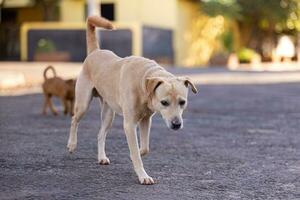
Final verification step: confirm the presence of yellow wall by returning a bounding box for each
[140,0,177,29]
[3,0,33,8]
[55,0,178,29]
[175,0,198,66]
[60,0,85,22]
[103,0,177,29]
[19,0,219,66]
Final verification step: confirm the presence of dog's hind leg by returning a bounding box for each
[69,100,74,116]
[61,97,69,115]
[42,95,48,115]
[139,115,152,157]
[48,96,58,115]
[98,100,115,165]
[67,72,93,153]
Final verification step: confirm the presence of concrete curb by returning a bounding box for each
[0,62,81,95]
[0,71,26,89]
[2,62,300,96]
[188,72,300,85]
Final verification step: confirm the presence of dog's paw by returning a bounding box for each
[67,142,77,153]
[140,148,149,157]
[139,176,154,185]
[98,157,110,165]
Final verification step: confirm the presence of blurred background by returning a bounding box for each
[1,0,300,69]
[2,2,300,198]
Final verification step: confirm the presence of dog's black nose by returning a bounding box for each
[171,118,181,130]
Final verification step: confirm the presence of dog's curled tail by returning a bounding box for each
[86,15,114,55]
[43,65,56,80]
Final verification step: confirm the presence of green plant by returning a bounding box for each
[221,31,234,53]
[237,48,257,63]
[201,0,300,57]
[201,0,300,32]
[35,38,56,53]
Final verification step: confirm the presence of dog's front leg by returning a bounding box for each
[123,119,154,185]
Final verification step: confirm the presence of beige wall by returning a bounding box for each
[115,0,139,22]
[140,0,177,29]
[3,0,33,8]
[60,0,85,22]
[112,0,177,29]
[58,0,208,66]
[175,0,198,66]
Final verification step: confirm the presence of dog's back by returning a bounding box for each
[42,77,67,97]
[42,66,67,97]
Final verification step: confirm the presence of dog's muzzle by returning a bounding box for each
[170,117,182,130]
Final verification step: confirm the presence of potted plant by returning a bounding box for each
[34,38,71,62]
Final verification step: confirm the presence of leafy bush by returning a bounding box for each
[221,31,234,53]
[237,48,258,63]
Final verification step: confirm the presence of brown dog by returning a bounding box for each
[42,66,76,116]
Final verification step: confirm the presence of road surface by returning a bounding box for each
[1,83,300,199]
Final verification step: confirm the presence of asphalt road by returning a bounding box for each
[1,83,300,199]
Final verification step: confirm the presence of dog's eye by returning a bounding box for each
[179,100,186,106]
[161,100,169,106]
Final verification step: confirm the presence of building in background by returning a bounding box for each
[1,0,221,67]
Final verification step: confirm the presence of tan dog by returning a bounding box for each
[42,66,76,116]
[67,16,197,185]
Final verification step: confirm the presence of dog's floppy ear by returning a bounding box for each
[179,77,198,94]
[145,77,164,96]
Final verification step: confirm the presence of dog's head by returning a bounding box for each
[146,76,197,130]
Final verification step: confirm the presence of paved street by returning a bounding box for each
[1,82,300,199]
